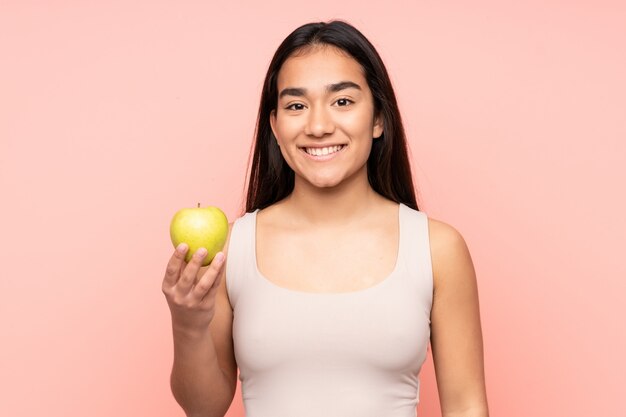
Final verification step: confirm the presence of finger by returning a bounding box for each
[163,243,188,287]
[176,247,208,292]
[192,252,226,299]
[178,251,186,277]
[201,269,223,304]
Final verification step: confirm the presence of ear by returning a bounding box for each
[270,109,278,141]
[373,112,384,139]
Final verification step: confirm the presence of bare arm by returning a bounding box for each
[163,224,237,417]
[428,219,489,417]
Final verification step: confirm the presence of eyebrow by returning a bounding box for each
[278,81,362,99]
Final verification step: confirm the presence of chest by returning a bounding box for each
[233,288,430,375]
[256,224,399,293]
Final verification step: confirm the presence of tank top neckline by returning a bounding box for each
[250,203,407,296]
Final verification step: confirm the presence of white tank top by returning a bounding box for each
[226,203,433,417]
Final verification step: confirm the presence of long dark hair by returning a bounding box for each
[244,20,418,212]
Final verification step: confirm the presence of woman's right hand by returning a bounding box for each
[162,243,226,334]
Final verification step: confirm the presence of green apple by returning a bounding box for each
[170,204,228,266]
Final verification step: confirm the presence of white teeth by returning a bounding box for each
[305,145,343,156]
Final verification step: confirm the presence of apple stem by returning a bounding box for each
[197,202,200,208]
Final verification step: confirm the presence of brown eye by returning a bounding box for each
[286,103,305,111]
[335,98,354,107]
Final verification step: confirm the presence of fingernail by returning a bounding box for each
[196,247,207,257]
[214,252,225,263]
[176,243,188,253]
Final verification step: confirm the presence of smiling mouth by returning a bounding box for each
[300,145,346,156]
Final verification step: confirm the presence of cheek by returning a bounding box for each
[273,121,299,161]
[274,118,301,144]
[341,109,375,135]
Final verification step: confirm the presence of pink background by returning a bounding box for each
[1,1,625,416]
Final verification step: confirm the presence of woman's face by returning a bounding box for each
[270,44,383,190]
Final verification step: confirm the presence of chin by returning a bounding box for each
[306,176,345,189]
[298,168,362,190]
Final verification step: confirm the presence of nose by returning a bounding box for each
[304,104,335,137]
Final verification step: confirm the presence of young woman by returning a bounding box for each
[162,20,489,417]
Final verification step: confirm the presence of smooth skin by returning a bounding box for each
[162,44,488,417]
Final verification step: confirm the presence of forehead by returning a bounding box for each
[276,45,367,90]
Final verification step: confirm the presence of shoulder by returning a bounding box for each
[226,210,259,241]
[427,217,467,255]
[426,217,476,293]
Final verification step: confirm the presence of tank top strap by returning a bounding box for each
[225,209,258,309]
[398,204,434,318]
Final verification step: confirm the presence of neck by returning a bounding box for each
[281,167,383,226]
